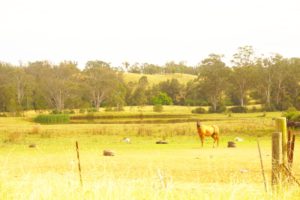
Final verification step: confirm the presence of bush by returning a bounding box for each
[105,107,113,112]
[87,108,99,113]
[34,114,70,124]
[4,132,23,143]
[0,113,7,117]
[79,109,86,114]
[151,92,173,105]
[209,105,227,113]
[29,126,40,135]
[282,107,300,121]
[230,106,248,113]
[153,104,163,112]
[191,107,206,114]
[51,110,62,114]
[291,113,300,121]
[250,106,259,113]
[262,104,277,112]
[63,109,75,114]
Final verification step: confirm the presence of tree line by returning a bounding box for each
[1,46,300,113]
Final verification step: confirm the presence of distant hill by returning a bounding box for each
[123,73,197,85]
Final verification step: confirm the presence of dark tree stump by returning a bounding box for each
[103,150,114,156]
[227,141,236,148]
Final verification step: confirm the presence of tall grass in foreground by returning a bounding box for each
[34,114,70,124]
[0,170,299,199]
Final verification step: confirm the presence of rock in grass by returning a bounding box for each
[156,140,168,144]
[103,150,115,156]
[29,144,36,148]
[227,141,236,148]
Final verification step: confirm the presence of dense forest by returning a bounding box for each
[1,46,300,113]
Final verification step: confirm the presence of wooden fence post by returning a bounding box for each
[272,132,282,188]
[76,141,83,186]
[274,117,287,166]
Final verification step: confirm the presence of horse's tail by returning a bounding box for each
[212,125,219,147]
[212,125,219,135]
[196,120,201,128]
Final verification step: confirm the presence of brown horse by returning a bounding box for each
[196,121,219,147]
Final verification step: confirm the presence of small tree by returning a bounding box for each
[151,92,173,105]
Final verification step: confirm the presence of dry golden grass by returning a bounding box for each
[123,72,197,86]
[1,137,300,199]
[0,110,299,199]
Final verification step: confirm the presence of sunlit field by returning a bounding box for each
[0,106,299,199]
[123,73,197,86]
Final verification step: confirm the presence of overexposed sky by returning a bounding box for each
[0,0,299,68]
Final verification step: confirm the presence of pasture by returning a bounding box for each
[0,107,300,199]
[123,72,197,86]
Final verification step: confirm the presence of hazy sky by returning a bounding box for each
[0,0,299,68]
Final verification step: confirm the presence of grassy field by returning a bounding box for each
[0,107,299,199]
[123,73,197,85]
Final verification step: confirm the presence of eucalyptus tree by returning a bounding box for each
[129,76,149,106]
[231,46,257,107]
[197,54,231,112]
[27,61,79,111]
[270,55,290,109]
[11,66,36,111]
[26,61,52,110]
[0,62,15,111]
[83,60,124,110]
[284,58,300,109]
[158,78,184,105]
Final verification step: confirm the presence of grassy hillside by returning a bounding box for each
[123,72,197,85]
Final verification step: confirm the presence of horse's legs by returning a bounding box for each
[212,134,219,148]
[200,136,204,147]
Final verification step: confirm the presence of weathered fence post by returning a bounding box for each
[289,134,296,167]
[257,139,267,192]
[287,130,296,169]
[274,117,287,166]
[76,141,83,186]
[272,132,282,188]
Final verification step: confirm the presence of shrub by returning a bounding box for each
[34,114,70,124]
[153,104,163,112]
[63,110,75,114]
[282,107,298,120]
[191,107,206,114]
[51,110,62,114]
[79,109,86,114]
[262,104,277,112]
[282,107,299,121]
[209,105,227,113]
[230,106,248,113]
[0,113,7,117]
[291,113,300,121]
[250,106,259,113]
[4,132,23,143]
[151,92,173,105]
[87,108,98,113]
[105,107,113,112]
[29,126,40,135]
